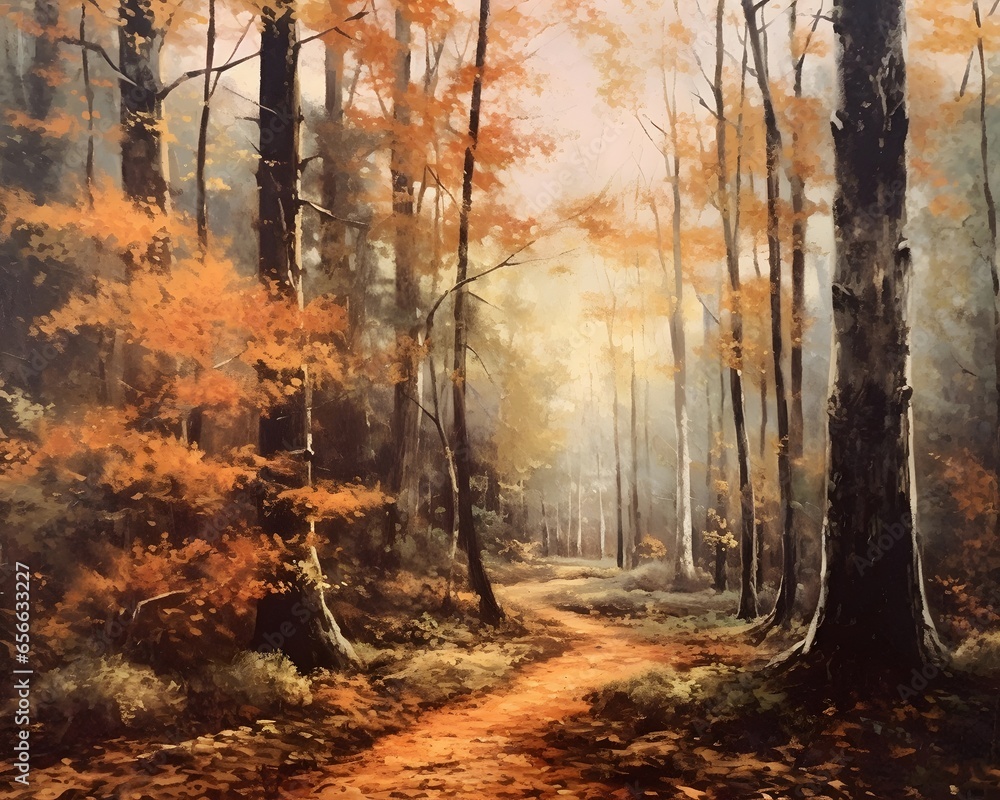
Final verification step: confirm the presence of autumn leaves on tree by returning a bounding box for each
[0,0,561,673]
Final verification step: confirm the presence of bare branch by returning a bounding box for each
[300,198,371,231]
[160,9,369,100]
[57,37,133,85]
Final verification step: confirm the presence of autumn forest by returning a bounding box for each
[2,0,1000,797]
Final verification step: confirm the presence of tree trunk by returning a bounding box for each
[567,471,575,556]
[451,0,503,626]
[788,0,807,463]
[80,1,96,206]
[19,0,59,198]
[743,0,797,628]
[605,316,626,570]
[652,71,695,577]
[798,0,942,676]
[249,2,359,671]
[657,93,696,579]
[389,4,422,536]
[597,450,607,560]
[576,457,584,557]
[317,32,371,483]
[195,0,215,250]
[629,347,641,567]
[714,362,729,592]
[255,4,299,289]
[756,371,767,589]
[972,1,1000,516]
[541,496,551,557]
[555,498,563,555]
[118,0,167,210]
[713,0,757,619]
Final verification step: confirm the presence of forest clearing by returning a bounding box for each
[4,0,1000,796]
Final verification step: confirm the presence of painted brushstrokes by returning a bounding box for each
[1,0,999,797]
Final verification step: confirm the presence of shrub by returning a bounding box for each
[636,535,668,563]
[202,651,313,710]
[34,654,185,732]
[953,631,1000,676]
[496,538,541,563]
[620,561,673,593]
[589,665,762,736]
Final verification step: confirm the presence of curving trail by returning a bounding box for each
[292,578,688,800]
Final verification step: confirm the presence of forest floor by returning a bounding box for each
[7,560,1000,800]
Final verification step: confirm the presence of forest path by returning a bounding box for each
[292,576,690,800]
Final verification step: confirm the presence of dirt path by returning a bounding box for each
[288,579,686,800]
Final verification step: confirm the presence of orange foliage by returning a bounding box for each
[277,482,388,523]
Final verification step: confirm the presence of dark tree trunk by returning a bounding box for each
[317,35,371,484]
[714,362,729,592]
[20,0,60,198]
[118,0,167,209]
[321,40,349,295]
[972,1,1000,516]
[451,0,503,626]
[743,0,797,628]
[81,1,96,205]
[249,2,359,671]
[195,0,216,250]
[256,4,299,290]
[713,0,757,620]
[756,374,767,590]
[798,0,941,677]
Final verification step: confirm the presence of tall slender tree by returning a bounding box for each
[742,0,797,628]
[628,341,642,566]
[970,0,1000,505]
[389,2,422,533]
[451,0,504,625]
[601,295,627,569]
[787,0,813,462]
[659,11,697,583]
[712,0,757,619]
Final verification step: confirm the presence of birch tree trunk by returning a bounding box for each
[656,83,696,580]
